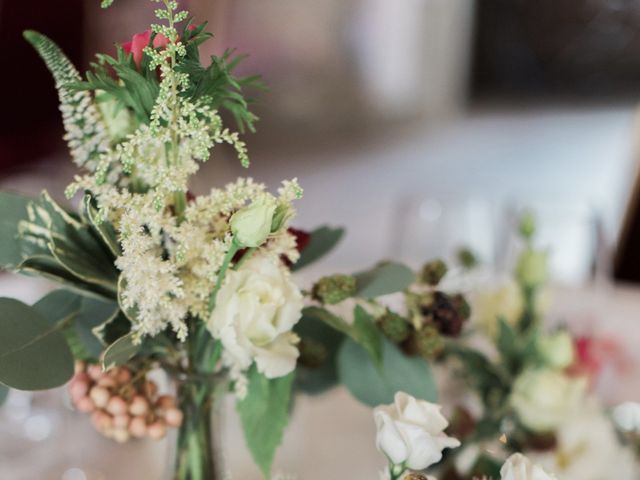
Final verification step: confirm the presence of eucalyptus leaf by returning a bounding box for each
[0,298,74,390]
[354,262,415,298]
[301,306,382,365]
[0,191,32,270]
[102,333,139,370]
[0,384,9,406]
[237,366,294,478]
[293,226,344,271]
[294,312,345,395]
[337,337,437,407]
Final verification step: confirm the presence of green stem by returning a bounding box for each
[207,239,240,314]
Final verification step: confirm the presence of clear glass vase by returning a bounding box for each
[171,377,223,480]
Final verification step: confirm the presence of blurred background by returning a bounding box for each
[2,0,640,478]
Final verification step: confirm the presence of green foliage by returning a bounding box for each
[293,226,344,271]
[76,46,161,125]
[0,298,74,390]
[294,312,345,395]
[444,343,509,410]
[17,192,119,300]
[72,20,263,133]
[0,191,32,270]
[301,306,382,366]
[178,42,265,134]
[34,290,119,361]
[82,194,121,257]
[337,337,437,407]
[237,366,294,478]
[354,261,416,298]
[102,333,139,370]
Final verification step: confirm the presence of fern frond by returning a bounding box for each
[24,30,110,171]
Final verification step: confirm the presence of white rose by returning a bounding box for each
[374,392,460,471]
[208,256,303,378]
[536,331,575,369]
[511,369,586,433]
[501,453,557,480]
[612,401,640,433]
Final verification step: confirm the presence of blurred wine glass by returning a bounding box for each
[391,195,499,271]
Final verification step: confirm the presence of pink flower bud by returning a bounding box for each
[147,419,167,440]
[87,364,103,381]
[75,396,96,413]
[113,414,131,429]
[129,416,147,438]
[143,381,158,398]
[129,395,149,416]
[111,428,130,443]
[106,396,128,416]
[115,368,132,385]
[156,394,176,410]
[164,408,183,428]
[97,374,117,389]
[89,386,110,409]
[69,374,91,401]
[74,361,86,374]
[91,410,113,432]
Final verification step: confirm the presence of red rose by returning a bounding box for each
[121,30,170,67]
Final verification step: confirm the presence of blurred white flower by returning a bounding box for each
[515,249,548,289]
[378,471,435,480]
[374,392,460,471]
[536,331,575,369]
[208,255,303,379]
[527,398,638,480]
[473,278,524,336]
[511,369,586,433]
[500,453,557,480]
[612,401,640,433]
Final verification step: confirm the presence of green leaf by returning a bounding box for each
[0,298,74,390]
[237,366,294,478]
[352,305,383,366]
[292,226,344,271]
[102,333,139,370]
[0,191,32,270]
[82,195,121,257]
[301,306,382,365]
[337,337,437,407]
[0,384,9,406]
[294,312,345,395]
[354,262,415,298]
[34,289,119,360]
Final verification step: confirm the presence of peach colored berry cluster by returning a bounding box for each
[69,361,183,443]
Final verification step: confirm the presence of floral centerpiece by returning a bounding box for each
[0,1,454,478]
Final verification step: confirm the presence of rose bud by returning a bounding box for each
[112,428,130,444]
[155,395,176,411]
[89,386,111,409]
[147,420,167,440]
[164,408,184,428]
[91,410,113,432]
[129,416,147,438]
[87,364,104,381]
[129,395,149,416]
[106,396,128,416]
[75,397,96,413]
